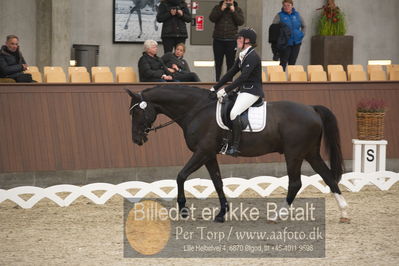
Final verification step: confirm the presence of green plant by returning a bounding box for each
[357,98,386,113]
[317,0,346,36]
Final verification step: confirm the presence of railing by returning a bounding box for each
[0,81,398,173]
[1,171,398,208]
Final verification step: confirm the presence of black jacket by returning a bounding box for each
[0,45,26,78]
[161,52,191,72]
[214,47,264,98]
[209,1,244,40]
[161,52,200,81]
[156,0,191,38]
[268,23,291,60]
[138,52,173,82]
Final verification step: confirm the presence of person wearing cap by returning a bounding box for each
[272,0,305,70]
[210,28,263,157]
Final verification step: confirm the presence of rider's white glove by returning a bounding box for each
[210,87,215,92]
[216,88,226,102]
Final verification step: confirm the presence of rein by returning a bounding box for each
[145,119,176,133]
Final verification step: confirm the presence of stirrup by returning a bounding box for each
[225,146,240,157]
[219,138,229,154]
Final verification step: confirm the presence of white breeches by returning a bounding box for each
[230,92,260,120]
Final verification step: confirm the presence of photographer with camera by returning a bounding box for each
[157,0,191,54]
[209,0,244,81]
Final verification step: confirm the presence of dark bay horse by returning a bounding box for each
[124,0,159,38]
[126,85,350,223]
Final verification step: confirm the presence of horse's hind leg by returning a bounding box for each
[153,4,159,31]
[266,156,303,223]
[154,18,158,31]
[306,152,350,223]
[285,157,304,206]
[205,157,228,223]
[153,0,159,31]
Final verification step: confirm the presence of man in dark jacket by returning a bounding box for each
[0,35,33,82]
[211,28,263,157]
[156,0,191,54]
[209,0,244,81]
[138,39,175,82]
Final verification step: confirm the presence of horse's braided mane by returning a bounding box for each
[144,84,209,98]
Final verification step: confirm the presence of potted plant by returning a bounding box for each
[356,98,386,140]
[318,0,346,36]
[311,0,353,68]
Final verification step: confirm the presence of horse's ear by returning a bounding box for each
[124,88,136,98]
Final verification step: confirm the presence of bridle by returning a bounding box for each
[129,93,217,134]
[129,93,156,134]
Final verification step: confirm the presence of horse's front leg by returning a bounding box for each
[137,10,143,38]
[177,151,208,217]
[124,7,134,29]
[205,157,229,223]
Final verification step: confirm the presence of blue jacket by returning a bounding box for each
[278,8,304,46]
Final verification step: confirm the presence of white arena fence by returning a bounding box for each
[0,171,398,209]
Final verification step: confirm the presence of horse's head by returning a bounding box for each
[125,89,157,146]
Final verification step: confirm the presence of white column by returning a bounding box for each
[363,144,377,173]
[377,142,387,171]
[352,139,388,173]
[352,139,362,172]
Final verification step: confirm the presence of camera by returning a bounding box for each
[171,6,181,11]
[226,3,232,8]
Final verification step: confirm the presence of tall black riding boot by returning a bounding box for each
[226,117,241,157]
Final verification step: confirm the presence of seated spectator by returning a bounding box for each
[138,40,175,82]
[161,43,201,82]
[0,35,33,82]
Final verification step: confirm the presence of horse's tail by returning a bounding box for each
[313,105,344,183]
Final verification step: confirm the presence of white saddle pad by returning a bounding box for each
[216,101,267,132]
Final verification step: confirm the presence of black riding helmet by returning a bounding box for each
[237,27,257,45]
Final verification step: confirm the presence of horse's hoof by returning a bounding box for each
[214,216,225,223]
[180,208,189,219]
[339,217,351,224]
